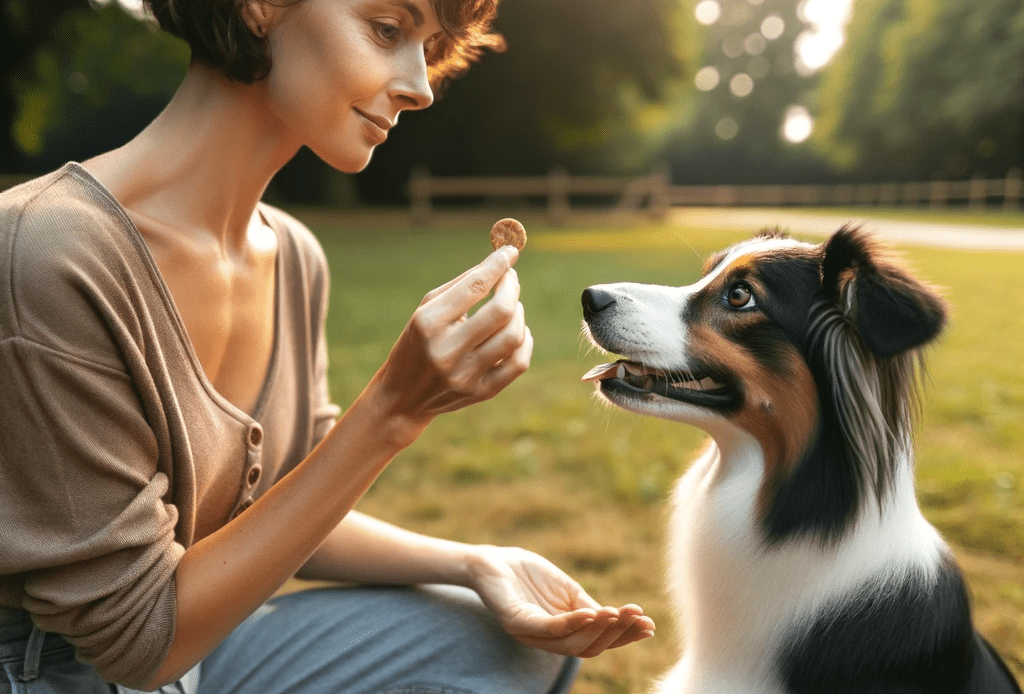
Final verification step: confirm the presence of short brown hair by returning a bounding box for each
[144,0,505,87]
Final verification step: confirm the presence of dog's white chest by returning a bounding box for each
[662,441,792,692]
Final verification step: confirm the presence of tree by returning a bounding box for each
[812,0,1024,180]
[2,0,87,171]
[656,0,838,185]
[1,0,188,173]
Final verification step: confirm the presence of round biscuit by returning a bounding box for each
[490,218,527,251]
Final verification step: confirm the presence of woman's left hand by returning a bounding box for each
[466,545,655,657]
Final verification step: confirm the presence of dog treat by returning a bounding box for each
[490,218,527,251]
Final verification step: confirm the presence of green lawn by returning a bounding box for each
[295,209,1024,693]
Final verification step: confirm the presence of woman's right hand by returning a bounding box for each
[367,245,533,445]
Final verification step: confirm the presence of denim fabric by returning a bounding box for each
[0,586,580,694]
[0,611,112,694]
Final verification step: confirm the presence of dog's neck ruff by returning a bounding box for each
[660,430,946,694]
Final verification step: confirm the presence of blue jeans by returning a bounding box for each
[1,585,580,694]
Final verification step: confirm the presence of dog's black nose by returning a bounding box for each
[582,287,616,316]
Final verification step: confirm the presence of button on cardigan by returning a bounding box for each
[0,163,340,688]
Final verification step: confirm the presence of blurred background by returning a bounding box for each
[2,0,1022,205]
[3,2,1022,692]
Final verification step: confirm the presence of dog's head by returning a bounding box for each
[582,226,946,544]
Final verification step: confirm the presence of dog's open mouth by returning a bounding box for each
[582,360,736,409]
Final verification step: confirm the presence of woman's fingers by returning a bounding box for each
[428,246,518,323]
[604,617,656,650]
[460,266,522,346]
[477,324,532,397]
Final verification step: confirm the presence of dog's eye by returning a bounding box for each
[727,283,756,309]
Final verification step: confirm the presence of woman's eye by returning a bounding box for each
[727,283,755,309]
[374,22,401,43]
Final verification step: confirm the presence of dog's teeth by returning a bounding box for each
[616,364,626,379]
[699,377,719,390]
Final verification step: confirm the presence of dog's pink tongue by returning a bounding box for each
[582,363,621,382]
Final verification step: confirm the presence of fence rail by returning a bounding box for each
[4,171,1023,222]
[407,168,1024,224]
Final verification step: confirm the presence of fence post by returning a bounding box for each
[547,166,570,225]
[409,167,432,225]
[929,178,949,209]
[649,166,670,220]
[968,174,987,209]
[1005,169,1023,210]
[878,182,899,206]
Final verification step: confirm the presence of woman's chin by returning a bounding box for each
[317,146,375,175]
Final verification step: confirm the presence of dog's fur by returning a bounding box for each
[581,226,1021,694]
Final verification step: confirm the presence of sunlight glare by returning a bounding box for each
[695,0,722,26]
[782,105,813,143]
[794,0,854,75]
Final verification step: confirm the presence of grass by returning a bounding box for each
[288,209,1023,693]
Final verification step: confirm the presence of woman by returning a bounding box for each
[0,0,655,692]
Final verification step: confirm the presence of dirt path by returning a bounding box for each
[671,207,1024,252]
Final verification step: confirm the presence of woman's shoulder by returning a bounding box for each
[0,163,153,349]
[1,163,140,263]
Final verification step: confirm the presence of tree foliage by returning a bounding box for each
[656,0,838,185]
[812,0,1024,180]
[1,1,187,172]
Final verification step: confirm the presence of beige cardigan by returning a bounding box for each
[0,163,340,687]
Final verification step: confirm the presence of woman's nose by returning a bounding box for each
[391,48,434,111]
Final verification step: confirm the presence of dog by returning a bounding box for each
[580,226,1022,694]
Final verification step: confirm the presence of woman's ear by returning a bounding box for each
[239,0,278,37]
[821,225,947,357]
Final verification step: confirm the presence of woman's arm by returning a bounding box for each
[297,509,476,586]
[299,511,657,658]
[144,248,529,689]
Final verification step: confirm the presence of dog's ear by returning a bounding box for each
[821,226,946,357]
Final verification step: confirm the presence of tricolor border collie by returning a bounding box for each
[581,226,1021,694]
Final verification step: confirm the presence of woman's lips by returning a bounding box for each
[354,108,391,145]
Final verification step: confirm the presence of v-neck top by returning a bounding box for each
[0,163,341,687]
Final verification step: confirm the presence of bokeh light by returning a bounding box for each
[730,73,754,98]
[695,0,722,26]
[744,33,767,56]
[794,0,855,75]
[716,116,739,140]
[782,105,813,143]
[761,15,786,41]
[695,66,722,92]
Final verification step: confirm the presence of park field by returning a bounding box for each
[286,209,1023,693]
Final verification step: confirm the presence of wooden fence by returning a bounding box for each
[407,168,1024,224]
[4,170,1023,223]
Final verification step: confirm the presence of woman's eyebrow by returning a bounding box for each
[381,0,424,26]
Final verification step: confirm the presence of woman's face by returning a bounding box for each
[263,0,441,172]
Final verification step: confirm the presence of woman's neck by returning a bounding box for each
[84,62,302,249]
